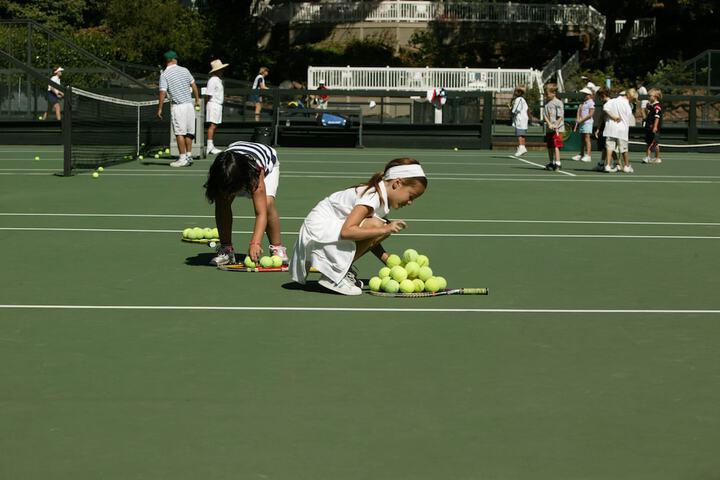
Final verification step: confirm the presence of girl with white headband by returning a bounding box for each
[290,158,428,295]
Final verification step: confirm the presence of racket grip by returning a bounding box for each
[462,288,489,295]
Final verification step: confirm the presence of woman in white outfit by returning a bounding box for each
[290,158,428,295]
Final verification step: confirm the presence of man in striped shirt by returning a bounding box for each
[157,50,200,167]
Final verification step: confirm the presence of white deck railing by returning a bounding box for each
[307,66,543,92]
[614,18,656,39]
[258,1,606,32]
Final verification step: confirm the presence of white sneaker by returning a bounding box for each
[648,157,662,164]
[170,158,191,168]
[572,154,582,161]
[580,155,592,163]
[604,164,618,173]
[269,244,289,263]
[318,273,363,296]
[641,156,651,164]
[211,245,235,266]
[623,165,634,173]
[515,145,527,156]
[206,146,222,155]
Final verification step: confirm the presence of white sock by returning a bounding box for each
[186,150,192,160]
[207,140,214,149]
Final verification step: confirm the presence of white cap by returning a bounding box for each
[579,87,593,95]
[54,67,64,74]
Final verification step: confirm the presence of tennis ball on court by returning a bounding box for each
[182,228,192,238]
[271,255,283,267]
[424,277,441,293]
[211,227,219,238]
[34,155,40,161]
[383,279,400,293]
[368,276,382,292]
[418,266,433,282]
[165,148,170,154]
[154,154,160,159]
[404,261,420,279]
[138,155,144,160]
[453,147,459,151]
[416,254,430,267]
[386,254,401,268]
[390,265,408,283]
[97,166,104,172]
[378,266,391,278]
[91,172,99,178]
[259,256,273,268]
[436,276,447,290]
[412,278,425,292]
[402,248,418,263]
[37,115,43,120]
[399,279,415,294]
[244,256,256,268]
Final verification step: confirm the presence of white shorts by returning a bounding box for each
[264,163,280,197]
[171,103,196,136]
[206,102,222,124]
[605,137,628,154]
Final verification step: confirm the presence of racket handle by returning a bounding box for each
[461,288,489,295]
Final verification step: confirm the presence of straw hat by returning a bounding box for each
[209,59,229,74]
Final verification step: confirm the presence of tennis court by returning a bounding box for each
[2,145,720,479]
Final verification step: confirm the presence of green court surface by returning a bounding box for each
[2,145,720,480]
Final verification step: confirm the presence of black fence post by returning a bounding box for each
[688,97,698,144]
[480,91,493,149]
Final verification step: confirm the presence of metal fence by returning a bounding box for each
[307,66,542,92]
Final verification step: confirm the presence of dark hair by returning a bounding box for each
[356,158,428,208]
[204,150,261,203]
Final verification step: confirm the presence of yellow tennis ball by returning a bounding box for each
[378,267,391,278]
[211,228,219,239]
[271,255,283,267]
[91,172,99,178]
[390,265,407,283]
[383,279,399,293]
[412,278,425,292]
[244,256,256,268]
[154,154,160,159]
[165,148,170,154]
[34,155,40,161]
[416,255,430,267]
[368,276,382,291]
[97,166,104,172]
[418,266,433,282]
[436,276,447,290]
[192,227,203,239]
[386,254,401,268]
[259,256,273,268]
[424,277,441,293]
[182,228,192,238]
[453,147,459,151]
[203,228,214,239]
[138,155,144,160]
[195,105,201,111]
[399,279,415,293]
[402,249,418,263]
[404,261,420,279]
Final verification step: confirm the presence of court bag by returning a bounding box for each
[320,113,347,127]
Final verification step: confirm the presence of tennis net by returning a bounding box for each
[66,87,169,170]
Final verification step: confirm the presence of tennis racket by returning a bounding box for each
[217,263,289,273]
[181,237,219,246]
[367,287,488,298]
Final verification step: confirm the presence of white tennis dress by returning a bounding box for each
[290,182,389,285]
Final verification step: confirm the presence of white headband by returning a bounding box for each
[383,164,426,180]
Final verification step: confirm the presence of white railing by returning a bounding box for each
[283,2,606,31]
[614,18,656,39]
[307,66,543,92]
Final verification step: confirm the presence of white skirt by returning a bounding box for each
[290,199,355,285]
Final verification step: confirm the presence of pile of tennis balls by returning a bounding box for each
[91,166,104,178]
[182,226,219,240]
[243,254,284,268]
[368,249,448,293]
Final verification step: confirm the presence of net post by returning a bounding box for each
[137,104,141,157]
[61,86,73,176]
[688,97,698,145]
[480,90,493,149]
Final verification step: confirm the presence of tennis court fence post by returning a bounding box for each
[688,97,698,145]
[480,91,493,149]
[61,86,73,176]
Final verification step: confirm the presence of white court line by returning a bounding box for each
[2,227,719,240]
[509,155,577,176]
[1,304,719,314]
[3,171,716,184]
[3,212,719,226]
